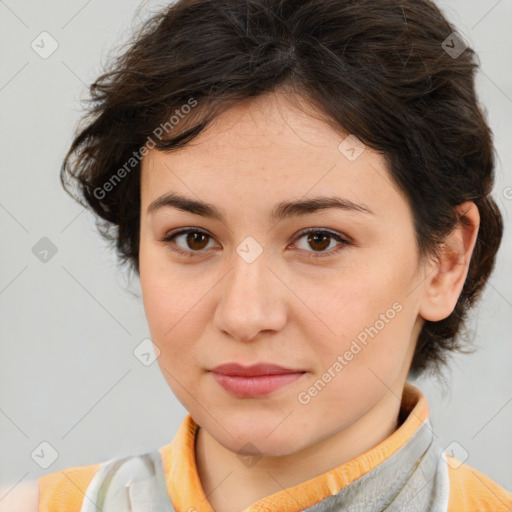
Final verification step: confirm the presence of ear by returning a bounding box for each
[418,201,480,322]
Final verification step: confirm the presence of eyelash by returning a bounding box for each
[158,227,351,259]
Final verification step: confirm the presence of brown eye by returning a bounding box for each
[184,231,210,250]
[306,232,331,252]
[160,228,217,256]
[293,228,350,259]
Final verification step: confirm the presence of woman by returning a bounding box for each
[8,0,512,510]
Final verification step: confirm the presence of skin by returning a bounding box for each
[0,481,39,512]
[139,90,479,512]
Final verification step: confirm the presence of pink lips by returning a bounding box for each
[209,362,306,398]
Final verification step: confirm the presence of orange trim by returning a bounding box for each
[38,462,102,512]
[446,456,512,511]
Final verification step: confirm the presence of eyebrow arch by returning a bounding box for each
[147,192,375,223]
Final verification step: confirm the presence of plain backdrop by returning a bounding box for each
[0,0,511,494]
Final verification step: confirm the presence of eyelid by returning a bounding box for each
[293,227,352,245]
[159,227,212,245]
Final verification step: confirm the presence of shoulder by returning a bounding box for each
[446,455,512,512]
[0,480,39,512]
[37,461,103,512]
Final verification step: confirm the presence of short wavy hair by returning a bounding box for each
[61,0,503,377]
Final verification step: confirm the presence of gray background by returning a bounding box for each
[0,0,511,494]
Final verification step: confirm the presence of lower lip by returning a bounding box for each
[211,372,306,398]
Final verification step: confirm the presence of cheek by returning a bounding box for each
[310,255,417,375]
[139,245,183,347]
[139,247,212,366]
[141,276,196,346]
[140,269,204,401]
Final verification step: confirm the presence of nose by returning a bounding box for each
[213,249,287,343]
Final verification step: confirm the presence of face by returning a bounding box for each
[139,91,427,457]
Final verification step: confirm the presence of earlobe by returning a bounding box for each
[418,201,480,322]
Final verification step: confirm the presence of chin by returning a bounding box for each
[227,434,304,459]
[211,415,307,457]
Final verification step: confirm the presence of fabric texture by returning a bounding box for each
[78,451,175,512]
[38,382,512,512]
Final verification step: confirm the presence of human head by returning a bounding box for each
[61,0,502,380]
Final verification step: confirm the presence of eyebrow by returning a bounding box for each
[147,192,375,223]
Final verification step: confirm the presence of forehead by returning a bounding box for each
[140,92,406,221]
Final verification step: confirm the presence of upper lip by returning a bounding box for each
[210,363,305,377]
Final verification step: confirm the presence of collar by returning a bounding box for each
[158,381,430,512]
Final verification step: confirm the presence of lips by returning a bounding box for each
[210,362,305,377]
[209,362,307,398]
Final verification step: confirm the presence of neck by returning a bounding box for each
[195,390,402,512]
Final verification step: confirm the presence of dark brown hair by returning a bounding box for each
[61,0,503,377]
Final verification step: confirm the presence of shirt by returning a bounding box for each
[38,382,512,511]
